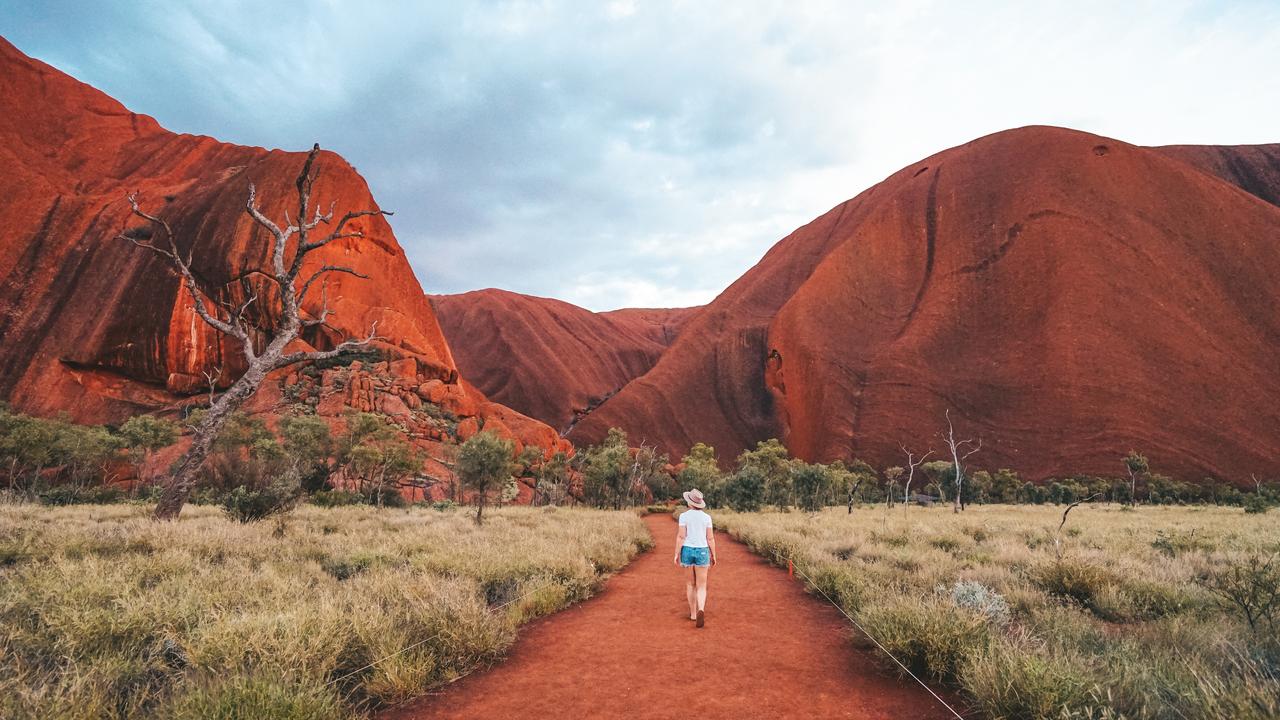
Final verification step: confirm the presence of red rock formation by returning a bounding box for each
[570,126,1280,485]
[0,37,565,482]
[1153,143,1280,209]
[431,289,697,431]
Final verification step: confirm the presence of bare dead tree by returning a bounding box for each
[900,444,933,507]
[201,364,223,407]
[118,144,388,520]
[942,409,981,514]
[1053,492,1102,559]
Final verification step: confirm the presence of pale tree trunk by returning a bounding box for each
[155,344,280,519]
[900,444,932,507]
[942,409,980,514]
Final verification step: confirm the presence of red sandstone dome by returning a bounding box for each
[566,126,1280,484]
[431,289,697,432]
[0,36,566,467]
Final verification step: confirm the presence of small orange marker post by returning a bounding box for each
[788,559,794,579]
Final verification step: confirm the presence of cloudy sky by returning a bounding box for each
[4,1,1279,310]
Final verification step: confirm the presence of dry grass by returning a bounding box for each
[718,504,1280,720]
[0,503,650,719]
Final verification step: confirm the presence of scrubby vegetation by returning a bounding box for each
[717,505,1280,719]
[0,503,650,719]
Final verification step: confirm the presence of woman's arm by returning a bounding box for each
[673,526,687,564]
[707,526,717,565]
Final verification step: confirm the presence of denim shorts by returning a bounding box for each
[680,546,710,567]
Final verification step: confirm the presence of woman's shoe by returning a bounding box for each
[696,610,705,628]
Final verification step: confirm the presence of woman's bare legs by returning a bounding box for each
[694,565,709,613]
[686,568,697,619]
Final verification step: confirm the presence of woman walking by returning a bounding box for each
[673,488,717,627]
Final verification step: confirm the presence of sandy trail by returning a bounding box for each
[384,513,955,719]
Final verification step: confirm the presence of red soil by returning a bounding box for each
[431,289,698,431]
[385,514,955,720]
[0,37,561,463]
[569,126,1280,485]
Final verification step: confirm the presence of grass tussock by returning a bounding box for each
[0,503,650,719]
[717,504,1280,720]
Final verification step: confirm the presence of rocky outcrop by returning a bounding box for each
[431,289,698,432]
[0,37,565,478]
[569,126,1280,485]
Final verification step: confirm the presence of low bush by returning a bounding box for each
[1031,559,1114,612]
[1243,495,1271,514]
[1198,553,1280,636]
[948,580,1011,626]
[222,479,301,523]
[309,489,366,507]
[859,596,991,683]
[37,484,124,505]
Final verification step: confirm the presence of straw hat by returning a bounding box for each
[682,488,706,509]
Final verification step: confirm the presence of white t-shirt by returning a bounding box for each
[679,509,713,548]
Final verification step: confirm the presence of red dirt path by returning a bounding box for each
[385,514,955,719]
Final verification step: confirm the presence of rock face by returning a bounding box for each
[0,37,565,468]
[430,289,698,432]
[569,126,1280,484]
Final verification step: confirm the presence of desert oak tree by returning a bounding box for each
[119,145,387,520]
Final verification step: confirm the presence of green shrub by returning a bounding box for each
[723,466,766,512]
[1244,495,1271,514]
[1032,559,1114,612]
[859,596,991,682]
[222,480,300,523]
[309,489,366,507]
[1152,529,1214,556]
[320,554,373,581]
[38,485,124,506]
[1198,553,1280,635]
[929,535,962,552]
[949,580,1011,625]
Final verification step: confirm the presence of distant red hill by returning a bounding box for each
[431,289,698,432]
[556,126,1280,484]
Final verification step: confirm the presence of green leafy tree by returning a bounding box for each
[457,430,515,524]
[738,439,791,509]
[883,466,904,508]
[921,460,954,501]
[791,462,831,513]
[278,415,333,491]
[678,442,723,506]
[1123,450,1150,506]
[723,465,766,511]
[988,468,1021,503]
[119,415,179,486]
[579,429,632,508]
[536,450,571,506]
[830,459,877,513]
